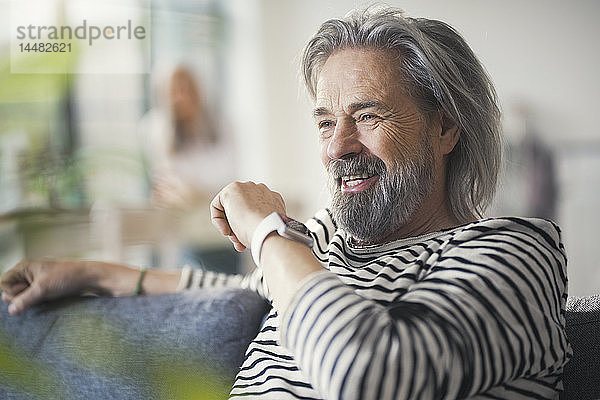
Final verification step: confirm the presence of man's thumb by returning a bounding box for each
[8,283,43,315]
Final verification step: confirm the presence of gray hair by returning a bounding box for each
[302,7,501,222]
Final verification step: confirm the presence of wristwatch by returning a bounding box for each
[251,212,314,267]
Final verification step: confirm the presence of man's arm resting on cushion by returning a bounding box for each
[1,257,270,316]
[0,259,182,315]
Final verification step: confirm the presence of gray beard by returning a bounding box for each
[327,143,434,244]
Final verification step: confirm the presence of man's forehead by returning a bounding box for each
[314,78,410,113]
[316,61,392,93]
[314,49,408,108]
[314,72,390,108]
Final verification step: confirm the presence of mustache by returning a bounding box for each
[326,153,387,179]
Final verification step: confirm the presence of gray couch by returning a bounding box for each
[0,289,270,400]
[561,295,600,400]
[0,289,598,399]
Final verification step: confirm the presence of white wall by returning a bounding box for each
[229,0,600,296]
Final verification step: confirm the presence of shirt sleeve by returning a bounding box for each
[187,267,270,300]
[185,209,336,301]
[279,217,571,400]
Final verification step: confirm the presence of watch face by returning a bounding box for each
[277,213,314,248]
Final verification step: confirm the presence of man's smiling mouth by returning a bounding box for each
[341,174,379,192]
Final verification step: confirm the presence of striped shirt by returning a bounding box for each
[189,209,571,399]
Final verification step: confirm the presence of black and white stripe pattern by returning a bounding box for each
[190,209,570,399]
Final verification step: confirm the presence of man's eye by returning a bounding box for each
[318,120,334,129]
[359,113,378,122]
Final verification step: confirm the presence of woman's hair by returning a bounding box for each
[302,7,502,222]
[151,63,218,152]
[169,66,217,150]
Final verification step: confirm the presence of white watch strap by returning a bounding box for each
[251,212,284,267]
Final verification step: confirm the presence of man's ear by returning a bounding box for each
[438,111,460,156]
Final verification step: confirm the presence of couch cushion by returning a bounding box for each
[0,288,270,400]
[561,295,600,400]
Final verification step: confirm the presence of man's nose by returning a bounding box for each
[327,119,362,160]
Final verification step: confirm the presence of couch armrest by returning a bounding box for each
[561,295,600,400]
[0,288,270,400]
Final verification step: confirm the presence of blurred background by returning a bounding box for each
[0,0,598,295]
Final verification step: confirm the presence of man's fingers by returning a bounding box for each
[210,194,233,236]
[212,215,233,236]
[1,282,29,298]
[233,242,247,252]
[228,235,247,252]
[0,266,24,287]
[0,264,30,302]
[7,283,44,315]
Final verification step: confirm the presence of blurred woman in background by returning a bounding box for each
[139,65,238,272]
[140,65,235,208]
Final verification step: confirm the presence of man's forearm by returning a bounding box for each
[259,234,324,313]
[89,261,180,297]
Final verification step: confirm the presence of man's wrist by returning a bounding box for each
[88,261,137,297]
[251,213,283,266]
[251,212,313,267]
[84,261,115,296]
[258,232,323,312]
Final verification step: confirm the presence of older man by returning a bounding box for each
[1,8,569,400]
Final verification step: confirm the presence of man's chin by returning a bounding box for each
[339,221,398,245]
[331,204,388,243]
[332,184,376,200]
[331,194,415,244]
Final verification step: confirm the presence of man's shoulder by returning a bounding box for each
[461,216,562,239]
[450,216,565,256]
[440,217,568,294]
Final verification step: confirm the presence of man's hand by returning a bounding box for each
[210,182,286,252]
[0,259,92,316]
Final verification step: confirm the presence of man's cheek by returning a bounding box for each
[379,122,421,160]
